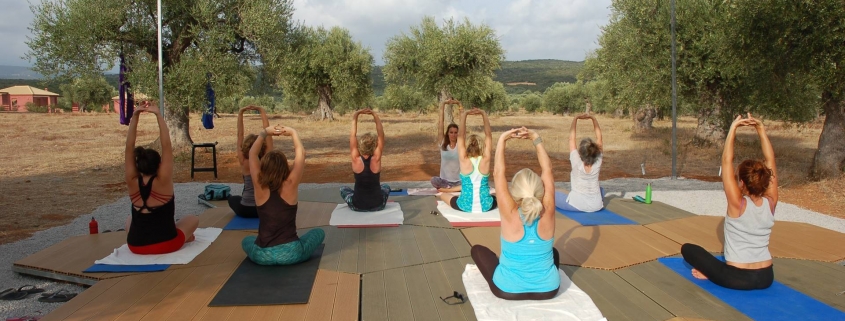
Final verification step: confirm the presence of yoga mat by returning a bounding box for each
[556,208,637,226]
[83,264,170,273]
[658,257,845,321]
[389,189,408,196]
[223,215,259,230]
[209,244,325,306]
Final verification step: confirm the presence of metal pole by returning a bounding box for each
[670,0,678,179]
[157,0,165,118]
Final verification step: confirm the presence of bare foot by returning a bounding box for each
[186,234,196,243]
[691,268,708,280]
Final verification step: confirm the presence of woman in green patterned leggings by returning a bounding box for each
[241,124,325,265]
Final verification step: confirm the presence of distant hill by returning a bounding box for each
[0,65,42,80]
[369,59,583,95]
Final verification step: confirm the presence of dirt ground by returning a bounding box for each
[0,111,842,245]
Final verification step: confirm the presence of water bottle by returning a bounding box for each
[89,217,99,234]
[645,183,653,204]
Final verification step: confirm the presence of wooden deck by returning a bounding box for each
[18,190,845,320]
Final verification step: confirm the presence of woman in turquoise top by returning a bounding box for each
[471,127,560,300]
[438,108,496,213]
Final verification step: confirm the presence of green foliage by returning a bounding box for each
[380,84,433,112]
[454,78,509,112]
[383,16,505,103]
[542,82,582,114]
[59,76,114,112]
[25,102,49,113]
[216,95,280,114]
[495,60,582,94]
[275,26,374,118]
[521,93,543,113]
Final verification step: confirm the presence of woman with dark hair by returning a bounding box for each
[241,124,324,265]
[340,108,390,211]
[681,114,777,290]
[439,108,497,213]
[431,99,461,191]
[124,104,198,255]
[555,113,605,212]
[229,105,273,218]
[471,126,560,300]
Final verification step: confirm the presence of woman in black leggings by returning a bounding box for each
[682,113,777,290]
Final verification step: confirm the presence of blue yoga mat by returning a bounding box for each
[223,215,259,230]
[658,257,845,321]
[389,189,408,196]
[83,264,170,273]
[555,191,636,225]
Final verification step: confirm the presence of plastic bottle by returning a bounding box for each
[645,183,653,204]
[89,217,99,234]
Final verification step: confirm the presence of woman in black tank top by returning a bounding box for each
[340,108,390,211]
[241,125,325,265]
[124,104,198,255]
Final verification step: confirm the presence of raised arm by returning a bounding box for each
[372,109,385,159]
[258,107,273,150]
[280,126,305,186]
[124,108,142,182]
[494,128,522,216]
[722,115,747,217]
[480,109,493,160]
[437,100,446,144]
[588,114,603,149]
[749,114,778,207]
[150,106,173,181]
[457,110,469,160]
[249,126,276,194]
[527,128,556,225]
[349,110,362,160]
[237,107,248,161]
[568,117,578,152]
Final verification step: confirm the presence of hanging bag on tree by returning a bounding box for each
[202,73,215,129]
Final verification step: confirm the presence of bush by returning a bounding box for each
[25,102,49,113]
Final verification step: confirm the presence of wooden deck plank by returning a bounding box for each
[198,208,234,229]
[444,228,472,258]
[773,258,845,312]
[399,226,424,266]
[317,227,343,272]
[423,261,468,321]
[40,277,123,321]
[439,258,477,321]
[561,265,673,321]
[338,228,362,273]
[92,272,175,320]
[296,201,336,229]
[362,272,387,320]
[427,225,460,262]
[115,268,196,321]
[166,261,241,321]
[298,187,345,204]
[404,264,441,321]
[331,271,360,321]
[363,228,386,273]
[645,216,725,253]
[770,222,845,262]
[381,226,405,270]
[605,198,694,225]
[614,261,751,321]
[137,262,236,321]
[412,225,441,263]
[63,272,159,321]
[383,268,414,321]
[304,269,340,321]
[248,306,284,321]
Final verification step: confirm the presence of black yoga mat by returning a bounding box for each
[208,244,325,306]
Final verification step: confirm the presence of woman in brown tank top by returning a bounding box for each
[240,124,325,265]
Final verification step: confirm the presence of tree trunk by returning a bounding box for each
[634,105,656,130]
[694,97,726,145]
[810,91,845,180]
[164,105,193,150]
[585,99,593,114]
[438,88,455,124]
[613,107,625,118]
[315,85,334,121]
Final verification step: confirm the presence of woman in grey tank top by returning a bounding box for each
[229,106,272,218]
[681,113,778,290]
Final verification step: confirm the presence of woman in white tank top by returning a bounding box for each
[681,113,778,290]
[431,99,462,191]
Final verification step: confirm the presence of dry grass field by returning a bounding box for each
[0,110,842,244]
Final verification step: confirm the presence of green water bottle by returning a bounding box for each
[645,183,652,204]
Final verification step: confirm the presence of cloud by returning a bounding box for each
[0,0,36,66]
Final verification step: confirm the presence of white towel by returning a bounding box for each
[462,264,607,321]
[95,228,223,265]
[437,201,500,224]
[329,203,404,226]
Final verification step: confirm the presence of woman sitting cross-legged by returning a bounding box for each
[241,125,325,265]
[438,108,497,213]
[430,99,462,191]
[124,104,198,255]
[340,108,390,211]
[556,113,605,212]
[229,105,273,218]
[471,127,560,300]
[681,114,777,290]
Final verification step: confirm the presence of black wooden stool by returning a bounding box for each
[191,142,218,179]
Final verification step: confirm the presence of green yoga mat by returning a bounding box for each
[208,244,324,306]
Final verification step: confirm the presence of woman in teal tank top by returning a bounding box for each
[470,126,560,300]
[438,107,497,213]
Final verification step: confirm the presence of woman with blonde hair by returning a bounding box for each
[438,108,496,212]
[241,124,324,265]
[681,114,777,289]
[431,99,461,191]
[471,127,560,300]
[555,113,605,212]
[340,108,390,211]
[124,104,198,254]
[229,105,273,218]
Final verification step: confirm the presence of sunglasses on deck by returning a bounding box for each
[440,291,466,305]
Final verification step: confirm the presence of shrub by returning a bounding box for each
[25,102,49,113]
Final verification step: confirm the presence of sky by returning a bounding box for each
[0,0,612,67]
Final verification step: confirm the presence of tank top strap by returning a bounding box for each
[470,157,480,174]
[361,156,372,174]
[137,175,157,206]
[518,209,540,240]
